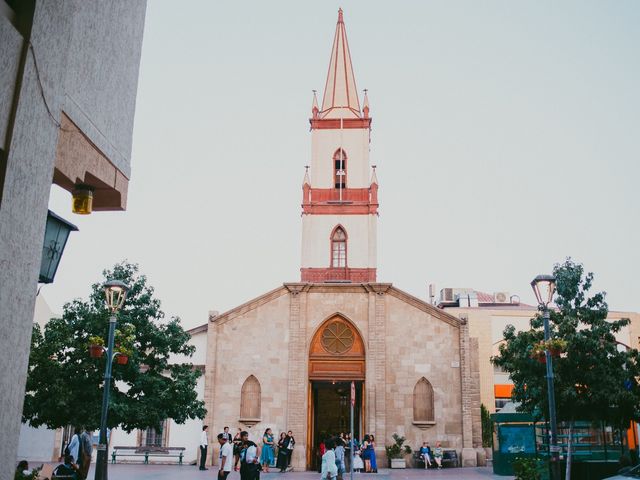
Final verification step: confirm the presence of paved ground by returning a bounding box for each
[72,464,514,480]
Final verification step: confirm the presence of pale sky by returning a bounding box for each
[46,1,640,329]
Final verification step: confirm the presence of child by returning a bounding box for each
[352,449,364,473]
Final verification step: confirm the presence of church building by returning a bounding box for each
[201,9,482,469]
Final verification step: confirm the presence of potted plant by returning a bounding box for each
[546,338,567,357]
[114,345,133,365]
[530,338,567,363]
[88,336,105,358]
[385,433,412,469]
[114,324,136,365]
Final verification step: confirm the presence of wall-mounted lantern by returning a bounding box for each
[39,210,78,284]
[72,184,94,214]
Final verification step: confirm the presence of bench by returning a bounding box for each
[111,446,185,465]
[442,449,459,467]
[413,449,459,468]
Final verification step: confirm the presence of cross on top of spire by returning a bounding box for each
[319,8,362,119]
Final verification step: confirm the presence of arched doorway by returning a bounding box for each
[307,315,365,469]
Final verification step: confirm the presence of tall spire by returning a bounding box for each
[320,8,361,119]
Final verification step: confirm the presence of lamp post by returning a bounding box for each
[530,274,559,480]
[94,280,129,480]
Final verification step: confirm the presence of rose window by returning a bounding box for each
[321,321,354,354]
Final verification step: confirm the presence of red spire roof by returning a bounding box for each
[320,8,361,119]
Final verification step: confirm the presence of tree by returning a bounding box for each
[481,403,492,448]
[492,258,640,429]
[23,262,206,432]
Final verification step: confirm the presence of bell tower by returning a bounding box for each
[301,9,378,283]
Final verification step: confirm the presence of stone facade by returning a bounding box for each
[202,283,481,469]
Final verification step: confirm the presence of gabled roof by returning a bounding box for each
[193,283,462,331]
[320,9,361,119]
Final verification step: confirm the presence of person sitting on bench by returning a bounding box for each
[52,454,79,479]
[419,442,432,468]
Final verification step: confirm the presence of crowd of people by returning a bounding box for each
[200,426,296,479]
[317,432,378,479]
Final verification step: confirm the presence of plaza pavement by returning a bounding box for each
[77,464,514,480]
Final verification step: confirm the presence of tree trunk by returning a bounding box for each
[565,421,573,480]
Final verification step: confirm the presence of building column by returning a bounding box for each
[459,314,477,466]
[203,312,219,466]
[366,284,389,455]
[285,284,308,470]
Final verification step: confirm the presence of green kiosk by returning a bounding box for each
[492,402,632,479]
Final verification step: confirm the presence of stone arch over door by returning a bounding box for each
[308,314,365,380]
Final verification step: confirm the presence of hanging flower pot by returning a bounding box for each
[535,352,546,364]
[89,345,104,358]
[549,347,562,357]
[115,354,129,365]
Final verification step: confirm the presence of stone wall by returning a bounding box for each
[203,283,472,469]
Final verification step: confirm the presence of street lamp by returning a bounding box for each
[94,280,129,480]
[531,274,559,480]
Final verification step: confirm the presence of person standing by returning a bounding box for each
[260,428,275,473]
[369,434,378,473]
[361,435,371,473]
[200,425,209,471]
[285,430,295,469]
[276,432,288,472]
[233,428,243,471]
[67,428,80,464]
[77,428,93,480]
[240,431,260,480]
[320,438,337,480]
[222,426,233,443]
[334,438,345,480]
[218,433,234,480]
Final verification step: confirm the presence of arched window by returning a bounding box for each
[413,377,435,423]
[333,149,347,189]
[331,226,347,268]
[240,375,261,424]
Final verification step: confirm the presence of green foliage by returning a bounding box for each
[492,258,640,429]
[481,403,493,448]
[512,457,543,480]
[385,433,412,459]
[87,335,104,346]
[23,262,206,432]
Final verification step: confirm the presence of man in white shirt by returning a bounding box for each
[218,433,234,480]
[200,425,209,471]
[67,428,80,464]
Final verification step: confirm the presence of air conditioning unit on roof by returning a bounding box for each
[494,292,510,303]
[441,288,454,302]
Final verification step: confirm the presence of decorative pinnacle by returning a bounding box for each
[338,8,344,23]
[303,165,311,186]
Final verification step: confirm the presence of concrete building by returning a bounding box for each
[0,0,146,472]
[438,288,640,413]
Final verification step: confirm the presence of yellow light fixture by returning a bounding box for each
[72,184,93,214]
